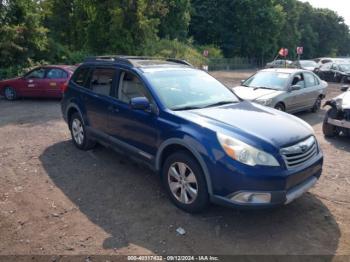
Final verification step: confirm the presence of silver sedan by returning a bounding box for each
[233,68,328,113]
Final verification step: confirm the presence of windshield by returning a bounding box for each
[300,61,318,67]
[340,64,350,72]
[144,69,239,110]
[243,71,290,90]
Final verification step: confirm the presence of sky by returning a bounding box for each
[299,0,350,26]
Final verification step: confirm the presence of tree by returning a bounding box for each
[158,0,191,40]
[0,0,48,67]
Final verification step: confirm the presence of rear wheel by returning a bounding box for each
[70,112,96,150]
[4,86,17,101]
[311,96,322,113]
[323,109,339,137]
[274,103,285,112]
[340,76,347,84]
[162,151,209,213]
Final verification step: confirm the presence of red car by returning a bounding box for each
[0,65,76,100]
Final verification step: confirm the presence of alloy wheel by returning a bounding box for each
[71,118,84,145]
[168,162,198,204]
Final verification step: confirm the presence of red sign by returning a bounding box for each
[279,48,288,57]
[297,46,303,55]
[203,50,209,57]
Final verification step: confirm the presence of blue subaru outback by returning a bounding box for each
[61,56,323,213]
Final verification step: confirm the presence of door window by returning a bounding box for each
[72,67,90,88]
[304,73,317,87]
[47,68,68,79]
[291,73,305,88]
[117,71,151,103]
[90,68,115,96]
[25,68,45,79]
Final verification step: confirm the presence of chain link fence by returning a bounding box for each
[208,57,263,71]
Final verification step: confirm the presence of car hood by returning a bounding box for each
[334,91,350,109]
[302,66,317,71]
[175,101,314,149]
[233,86,284,101]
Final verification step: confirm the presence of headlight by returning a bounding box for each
[335,98,343,110]
[255,98,272,106]
[217,133,280,167]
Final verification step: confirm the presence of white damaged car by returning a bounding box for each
[323,85,350,137]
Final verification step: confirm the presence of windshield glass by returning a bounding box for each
[243,71,290,90]
[144,69,239,110]
[300,61,318,67]
[340,64,350,72]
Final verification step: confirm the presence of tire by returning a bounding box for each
[274,102,285,112]
[162,151,209,213]
[69,112,96,150]
[323,109,339,137]
[340,76,347,84]
[4,86,17,101]
[311,96,322,113]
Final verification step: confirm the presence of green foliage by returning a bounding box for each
[1,0,350,77]
[144,39,207,66]
[0,0,48,68]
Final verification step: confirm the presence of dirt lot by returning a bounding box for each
[0,70,349,256]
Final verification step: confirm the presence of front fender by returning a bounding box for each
[155,137,214,195]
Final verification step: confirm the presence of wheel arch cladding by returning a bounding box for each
[156,138,213,195]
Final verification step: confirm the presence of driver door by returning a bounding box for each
[20,67,47,97]
[108,69,159,158]
[285,73,308,112]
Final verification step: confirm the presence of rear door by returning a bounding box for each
[45,68,69,97]
[84,67,117,134]
[303,72,320,107]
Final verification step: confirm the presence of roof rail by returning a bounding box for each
[166,58,193,67]
[83,56,133,66]
[83,56,193,67]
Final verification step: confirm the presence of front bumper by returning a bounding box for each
[209,152,323,208]
[328,118,350,129]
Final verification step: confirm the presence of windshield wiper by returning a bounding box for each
[172,105,203,111]
[202,101,237,108]
[252,86,275,90]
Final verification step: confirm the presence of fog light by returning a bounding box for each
[231,192,271,204]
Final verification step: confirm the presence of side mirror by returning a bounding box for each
[290,85,301,91]
[240,80,245,85]
[341,85,349,92]
[130,97,151,111]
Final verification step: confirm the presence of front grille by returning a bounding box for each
[280,136,318,169]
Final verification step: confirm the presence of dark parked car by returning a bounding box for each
[316,63,350,83]
[323,85,350,137]
[292,60,319,71]
[266,60,293,68]
[0,65,75,100]
[61,56,323,213]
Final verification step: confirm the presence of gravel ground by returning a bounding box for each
[0,70,349,256]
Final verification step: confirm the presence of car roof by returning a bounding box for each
[82,56,193,70]
[261,68,308,74]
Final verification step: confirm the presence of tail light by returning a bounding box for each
[61,81,69,93]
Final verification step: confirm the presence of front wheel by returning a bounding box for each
[323,109,339,137]
[70,112,96,150]
[4,86,17,100]
[162,151,209,213]
[274,103,285,112]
